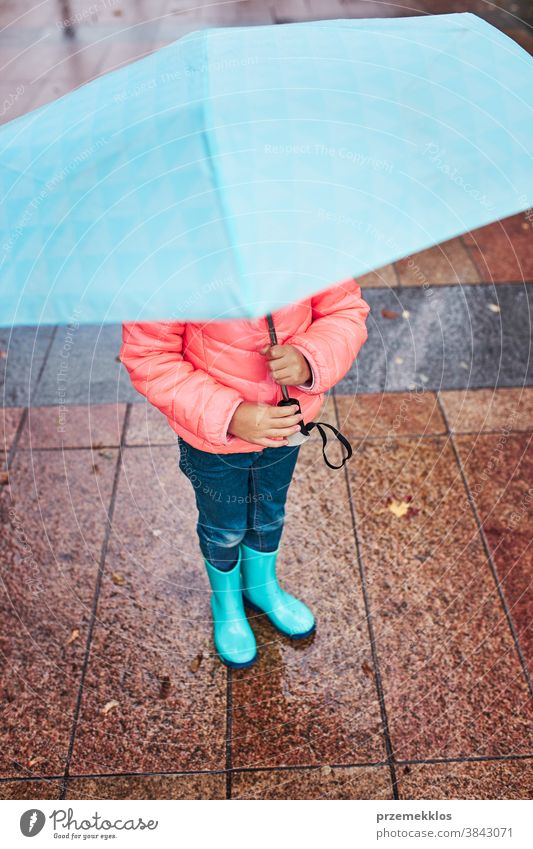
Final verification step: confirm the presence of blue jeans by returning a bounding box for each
[178,436,300,571]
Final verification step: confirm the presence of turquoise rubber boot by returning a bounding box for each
[240,544,316,639]
[204,552,257,669]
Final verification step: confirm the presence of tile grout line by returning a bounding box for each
[10,423,533,454]
[436,392,533,700]
[226,670,233,799]
[59,403,132,800]
[333,392,399,801]
[390,262,402,289]
[459,233,484,283]
[459,233,486,286]
[5,751,533,785]
[6,325,59,468]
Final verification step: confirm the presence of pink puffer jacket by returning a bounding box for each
[120,279,370,453]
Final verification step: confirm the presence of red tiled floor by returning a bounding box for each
[0,40,108,84]
[231,427,386,769]
[440,388,533,434]
[456,432,533,677]
[0,779,61,800]
[96,40,168,75]
[342,430,532,761]
[463,213,533,283]
[395,237,480,287]
[357,264,399,289]
[125,402,174,446]
[0,82,39,124]
[0,448,117,777]
[18,404,126,449]
[1,407,23,451]
[232,765,393,799]
[398,758,533,800]
[66,772,225,800]
[336,392,446,439]
[69,444,227,775]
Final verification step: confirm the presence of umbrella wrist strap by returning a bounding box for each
[301,420,352,469]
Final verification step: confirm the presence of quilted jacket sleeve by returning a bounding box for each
[120,321,244,446]
[288,279,370,395]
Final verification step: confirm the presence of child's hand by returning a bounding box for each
[261,344,311,386]
[228,402,303,447]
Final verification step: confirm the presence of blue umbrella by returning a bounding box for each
[1,12,532,327]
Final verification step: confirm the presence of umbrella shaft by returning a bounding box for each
[266,313,290,401]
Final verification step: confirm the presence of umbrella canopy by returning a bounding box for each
[1,12,532,327]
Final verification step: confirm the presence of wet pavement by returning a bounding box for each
[1,391,532,800]
[1,0,532,800]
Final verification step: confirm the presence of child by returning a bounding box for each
[120,280,369,668]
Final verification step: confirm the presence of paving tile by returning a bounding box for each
[23,78,89,111]
[0,325,56,408]
[18,404,126,449]
[395,238,480,287]
[339,283,533,393]
[455,433,533,677]
[0,39,108,84]
[232,765,393,799]
[357,264,398,289]
[2,408,24,452]
[96,40,168,75]
[342,432,533,761]
[398,759,533,800]
[0,448,117,777]
[335,391,445,439]
[125,402,174,446]
[66,772,225,799]
[33,324,138,406]
[0,82,38,124]
[231,424,386,770]
[464,213,533,283]
[0,1,60,29]
[69,445,227,775]
[199,0,274,27]
[440,388,533,434]
[7,279,533,407]
[0,779,61,800]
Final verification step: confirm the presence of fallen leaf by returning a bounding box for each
[0,350,7,359]
[0,471,9,486]
[66,628,80,645]
[159,675,172,698]
[394,356,404,365]
[402,310,410,319]
[101,699,120,715]
[189,653,202,674]
[521,221,530,230]
[92,463,100,474]
[418,373,429,384]
[488,303,501,313]
[152,529,162,538]
[98,450,113,459]
[361,661,374,679]
[403,764,411,774]
[111,573,125,585]
[386,496,419,519]
[381,308,400,320]
[321,765,333,776]
[387,499,410,518]
[28,755,46,768]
